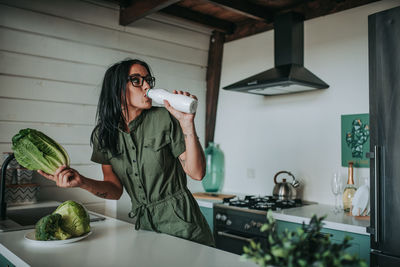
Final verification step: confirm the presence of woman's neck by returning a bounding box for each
[123,108,143,131]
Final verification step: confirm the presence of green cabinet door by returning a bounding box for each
[0,253,16,267]
[199,206,213,231]
[276,220,370,266]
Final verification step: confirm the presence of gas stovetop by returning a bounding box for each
[213,195,305,254]
[216,195,303,213]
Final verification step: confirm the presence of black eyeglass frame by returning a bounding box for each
[127,75,156,88]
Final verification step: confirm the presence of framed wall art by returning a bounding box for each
[341,113,370,168]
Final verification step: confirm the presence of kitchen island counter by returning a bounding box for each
[0,213,257,267]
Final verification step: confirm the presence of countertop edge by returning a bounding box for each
[0,243,30,267]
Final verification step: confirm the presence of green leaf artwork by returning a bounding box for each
[341,114,370,168]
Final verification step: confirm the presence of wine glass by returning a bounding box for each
[331,172,343,213]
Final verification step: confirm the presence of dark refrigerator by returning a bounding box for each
[368,5,400,267]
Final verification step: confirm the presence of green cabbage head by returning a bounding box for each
[11,128,70,174]
[54,200,91,237]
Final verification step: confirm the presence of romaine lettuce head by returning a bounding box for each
[54,200,91,237]
[11,128,70,174]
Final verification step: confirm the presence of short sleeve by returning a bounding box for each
[169,115,186,158]
[90,132,110,165]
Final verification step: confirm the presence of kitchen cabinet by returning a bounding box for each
[195,198,223,232]
[0,253,15,267]
[212,201,370,261]
[277,220,370,266]
[199,206,213,230]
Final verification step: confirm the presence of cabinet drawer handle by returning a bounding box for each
[217,231,253,242]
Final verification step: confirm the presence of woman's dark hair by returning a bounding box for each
[90,58,153,154]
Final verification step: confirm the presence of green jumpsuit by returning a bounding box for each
[91,107,215,246]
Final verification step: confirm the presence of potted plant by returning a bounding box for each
[242,211,367,267]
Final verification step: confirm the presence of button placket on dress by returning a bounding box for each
[128,131,146,204]
[126,126,152,231]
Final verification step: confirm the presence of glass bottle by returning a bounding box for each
[146,88,198,113]
[342,162,357,212]
[202,142,224,192]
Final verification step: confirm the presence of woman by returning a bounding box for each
[38,59,214,246]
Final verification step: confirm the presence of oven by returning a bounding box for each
[214,205,268,255]
[213,195,303,255]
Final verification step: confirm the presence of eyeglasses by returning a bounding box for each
[128,75,156,88]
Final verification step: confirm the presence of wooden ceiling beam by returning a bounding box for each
[120,0,181,26]
[281,0,379,21]
[205,31,225,147]
[207,0,274,22]
[225,20,273,42]
[225,0,380,42]
[161,5,235,33]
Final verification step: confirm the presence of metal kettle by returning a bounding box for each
[272,171,300,200]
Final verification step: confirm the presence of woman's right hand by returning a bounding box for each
[37,165,84,188]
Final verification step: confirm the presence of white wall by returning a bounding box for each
[0,0,211,217]
[214,0,400,205]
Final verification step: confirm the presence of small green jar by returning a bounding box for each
[202,142,224,192]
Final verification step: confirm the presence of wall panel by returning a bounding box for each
[0,4,208,67]
[0,0,210,215]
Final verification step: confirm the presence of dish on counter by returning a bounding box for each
[351,185,369,216]
[24,230,92,246]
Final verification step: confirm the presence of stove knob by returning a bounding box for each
[226,219,232,226]
[221,215,227,221]
[215,213,221,220]
[250,220,257,227]
[244,223,251,230]
[256,222,263,228]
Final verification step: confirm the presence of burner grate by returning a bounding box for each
[224,195,302,211]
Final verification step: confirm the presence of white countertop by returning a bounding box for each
[0,211,257,267]
[271,204,370,235]
[196,199,222,208]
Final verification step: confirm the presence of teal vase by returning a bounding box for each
[202,142,224,192]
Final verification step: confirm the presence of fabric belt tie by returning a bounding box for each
[128,189,186,232]
[130,205,158,232]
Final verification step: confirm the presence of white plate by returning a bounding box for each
[351,185,369,216]
[24,230,92,246]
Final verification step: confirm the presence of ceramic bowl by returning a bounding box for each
[5,183,40,204]
[5,168,17,184]
[16,168,34,184]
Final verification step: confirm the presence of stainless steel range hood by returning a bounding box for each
[223,12,329,95]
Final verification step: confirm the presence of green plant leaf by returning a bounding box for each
[271,247,285,258]
[242,212,366,267]
[250,240,257,249]
[260,224,269,232]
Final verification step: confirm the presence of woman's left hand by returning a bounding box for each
[163,90,197,127]
[164,90,205,180]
